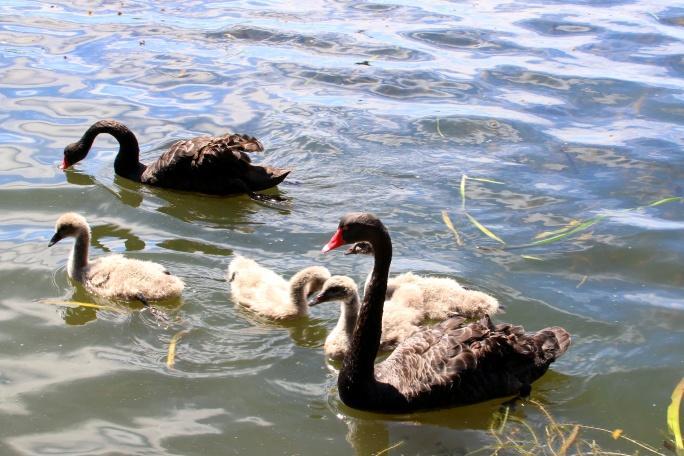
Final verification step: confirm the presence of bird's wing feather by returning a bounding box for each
[376,316,564,399]
[142,134,265,192]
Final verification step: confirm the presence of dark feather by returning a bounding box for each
[142,134,290,194]
[375,315,571,409]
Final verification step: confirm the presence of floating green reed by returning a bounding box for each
[576,275,588,288]
[465,212,505,245]
[466,177,505,185]
[373,441,404,456]
[521,255,543,261]
[521,216,605,248]
[645,196,683,207]
[166,330,189,369]
[459,174,505,212]
[448,174,680,250]
[441,210,463,246]
[436,118,445,138]
[533,220,581,240]
[475,399,667,456]
[668,377,684,453]
[38,298,124,313]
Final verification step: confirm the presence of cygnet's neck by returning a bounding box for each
[68,228,90,280]
[337,293,361,339]
[289,273,314,315]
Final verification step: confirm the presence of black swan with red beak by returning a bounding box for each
[61,120,291,196]
[321,212,571,413]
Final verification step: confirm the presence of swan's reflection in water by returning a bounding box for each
[64,168,290,228]
[65,170,144,208]
[150,185,290,229]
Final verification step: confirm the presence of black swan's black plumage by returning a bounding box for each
[322,212,571,413]
[62,120,290,195]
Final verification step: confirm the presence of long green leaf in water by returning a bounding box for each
[460,174,467,210]
[465,212,505,244]
[525,216,605,247]
[436,118,445,138]
[441,210,463,246]
[38,299,123,312]
[467,176,505,185]
[521,255,543,261]
[534,220,581,240]
[667,377,684,451]
[166,330,189,369]
[646,196,683,207]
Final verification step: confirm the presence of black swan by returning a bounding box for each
[321,212,571,413]
[61,120,291,196]
[48,213,184,301]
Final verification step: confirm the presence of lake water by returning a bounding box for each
[0,0,682,454]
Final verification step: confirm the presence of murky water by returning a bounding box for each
[1,0,682,454]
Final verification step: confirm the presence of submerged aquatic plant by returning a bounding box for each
[469,400,667,456]
[443,174,683,252]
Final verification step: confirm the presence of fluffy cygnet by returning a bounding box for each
[348,242,500,319]
[310,275,423,359]
[48,212,184,302]
[227,255,330,320]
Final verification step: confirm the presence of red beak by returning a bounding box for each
[59,158,70,170]
[322,228,345,253]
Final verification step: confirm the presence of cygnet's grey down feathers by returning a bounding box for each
[391,272,500,319]
[311,275,423,359]
[227,255,330,320]
[348,242,500,319]
[49,212,184,301]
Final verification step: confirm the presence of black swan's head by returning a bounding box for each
[61,142,88,169]
[321,212,387,253]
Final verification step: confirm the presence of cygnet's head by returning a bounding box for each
[290,266,332,296]
[48,212,89,247]
[309,275,358,306]
[344,241,374,256]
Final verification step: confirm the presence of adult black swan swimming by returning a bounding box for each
[321,212,571,413]
[61,120,291,196]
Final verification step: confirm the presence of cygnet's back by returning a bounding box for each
[227,255,330,319]
[347,242,499,319]
[417,276,499,319]
[86,255,184,301]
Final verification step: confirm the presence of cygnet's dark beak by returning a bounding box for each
[308,293,325,307]
[48,232,63,247]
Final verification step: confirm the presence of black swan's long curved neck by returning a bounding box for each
[339,226,392,404]
[75,120,144,180]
